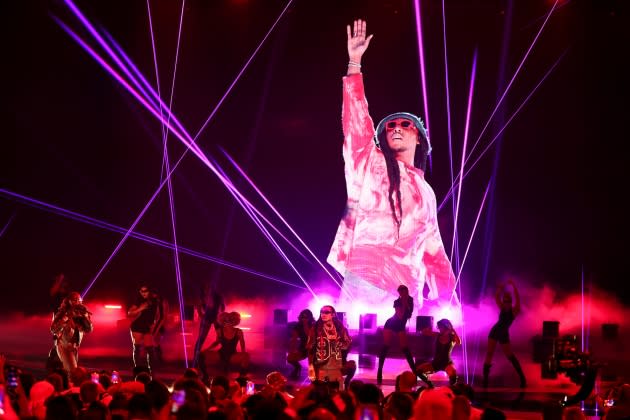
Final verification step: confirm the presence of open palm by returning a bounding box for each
[347,19,373,60]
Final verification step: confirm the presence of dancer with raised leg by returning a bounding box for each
[483,279,526,388]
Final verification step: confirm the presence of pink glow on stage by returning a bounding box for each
[104,304,122,309]
[0,283,626,379]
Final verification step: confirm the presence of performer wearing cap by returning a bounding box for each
[327,19,457,309]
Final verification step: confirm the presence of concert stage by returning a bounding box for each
[1,312,626,419]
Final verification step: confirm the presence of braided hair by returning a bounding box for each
[376,130,430,229]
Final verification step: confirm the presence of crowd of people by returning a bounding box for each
[0,352,482,420]
[3,349,627,420]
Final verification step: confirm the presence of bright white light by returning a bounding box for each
[430,305,463,328]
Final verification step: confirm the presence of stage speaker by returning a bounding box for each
[532,335,556,363]
[542,320,560,338]
[183,305,195,321]
[602,323,619,340]
[273,309,288,325]
[360,314,377,330]
[337,312,346,326]
[416,316,433,333]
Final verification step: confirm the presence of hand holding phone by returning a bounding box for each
[0,385,5,416]
[360,405,378,420]
[6,365,19,389]
[171,389,185,413]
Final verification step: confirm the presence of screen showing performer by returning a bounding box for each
[327,19,457,311]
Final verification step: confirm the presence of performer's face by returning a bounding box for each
[69,294,82,306]
[139,287,150,299]
[320,306,334,322]
[385,118,419,155]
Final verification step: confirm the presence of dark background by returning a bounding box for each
[0,0,626,314]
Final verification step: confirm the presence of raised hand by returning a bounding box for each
[347,19,373,63]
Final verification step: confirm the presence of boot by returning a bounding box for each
[417,371,434,389]
[342,354,356,390]
[508,355,526,388]
[402,348,416,372]
[146,346,157,372]
[289,361,301,379]
[377,346,389,384]
[482,363,491,388]
[133,344,145,368]
[198,352,210,385]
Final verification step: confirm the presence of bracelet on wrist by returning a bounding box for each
[348,61,361,68]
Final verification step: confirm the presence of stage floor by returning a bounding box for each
[0,314,623,419]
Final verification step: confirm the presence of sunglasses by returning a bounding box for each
[139,289,149,293]
[385,119,416,131]
[320,310,333,315]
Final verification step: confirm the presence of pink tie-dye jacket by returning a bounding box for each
[327,74,456,306]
